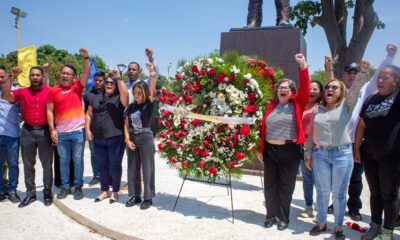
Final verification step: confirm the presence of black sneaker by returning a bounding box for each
[0,192,6,201]
[73,186,84,200]
[348,211,362,221]
[140,199,152,210]
[310,225,327,236]
[7,191,21,203]
[57,189,71,199]
[88,176,100,187]
[334,230,345,240]
[327,204,334,214]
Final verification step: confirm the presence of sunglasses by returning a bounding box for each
[325,85,339,91]
[105,81,115,86]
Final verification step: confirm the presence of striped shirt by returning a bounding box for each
[266,103,298,140]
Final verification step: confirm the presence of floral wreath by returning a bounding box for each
[157,52,282,182]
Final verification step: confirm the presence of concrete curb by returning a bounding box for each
[53,198,141,240]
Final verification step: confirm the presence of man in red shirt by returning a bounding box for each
[2,66,53,207]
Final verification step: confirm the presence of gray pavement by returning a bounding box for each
[1,142,399,240]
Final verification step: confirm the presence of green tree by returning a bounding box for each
[310,69,327,85]
[290,0,384,78]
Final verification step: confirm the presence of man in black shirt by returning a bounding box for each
[83,72,105,187]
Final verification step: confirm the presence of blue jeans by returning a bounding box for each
[313,144,353,227]
[57,129,85,189]
[88,140,99,177]
[300,159,314,207]
[93,135,125,192]
[0,135,19,192]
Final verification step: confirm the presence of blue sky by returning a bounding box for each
[1,0,399,76]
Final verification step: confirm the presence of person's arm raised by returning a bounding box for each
[294,53,310,108]
[79,48,90,87]
[145,62,157,102]
[324,56,334,82]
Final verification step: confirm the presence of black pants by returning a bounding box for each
[53,147,74,187]
[264,142,301,224]
[347,161,364,212]
[21,126,53,196]
[363,150,400,230]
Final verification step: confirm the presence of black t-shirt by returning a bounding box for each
[83,88,101,112]
[360,88,400,156]
[89,93,125,139]
[124,101,154,130]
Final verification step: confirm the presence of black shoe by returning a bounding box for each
[44,193,53,206]
[7,191,21,203]
[125,196,142,207]
[327,204,334,214]
[334,230,345,240]
[18,195,37,208]
[277,220,288,231]
[309,225,327,236]
[140,199,152,210]
[264,218,276,228]
[348,211,362,221]
[57,189,71,199]
[88,176,100,187]
[73,186,84,200]
[0,193,6,202]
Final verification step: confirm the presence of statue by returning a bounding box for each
[247,0,290,27]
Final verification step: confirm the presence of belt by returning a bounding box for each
[130,128,152,135]
[24,123,48,130]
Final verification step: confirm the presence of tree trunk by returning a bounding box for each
[314,0,378,79]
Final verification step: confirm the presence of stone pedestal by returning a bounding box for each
[220,26,307,171]
[220,26,307,84]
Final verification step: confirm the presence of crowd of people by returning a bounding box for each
[0,45,399,240]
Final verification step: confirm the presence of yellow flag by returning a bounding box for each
[17,45,37,87]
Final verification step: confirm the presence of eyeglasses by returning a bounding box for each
[277,86,290,90]
[325,85,340,91]
[61,72,73,76]
[105,81,115,86]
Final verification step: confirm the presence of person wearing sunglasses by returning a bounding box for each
[305,60,370,240]
[257,53,310,231]
[85,70,128,204]
[354,64,400,240]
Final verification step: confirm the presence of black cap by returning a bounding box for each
[344,62,360,72]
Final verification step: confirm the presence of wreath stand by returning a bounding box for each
[172,175,235,223]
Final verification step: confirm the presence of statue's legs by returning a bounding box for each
[247,0,263,27]
[275,0,290,26]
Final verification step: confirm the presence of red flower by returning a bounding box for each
[170,96,179,104]
[216,73,226,83]
[194,147,203,156]
[229,143,234,149]
[173,132,181,139]
[239,125,251,136]
[157,118,163,125]
[202,140,210,148]
[180,121,187,128]
[159,96,167,103]
[207,68,216,76]
[207,134,213,139]
[198,160,206,168]
[192,119,201,127]
[169,157,177,163]
[236,151,245,160]
[164,122,171,128]
[225,136,231,142]
[208,166,218,175]
[184,95,193,104]
[166,140,173,147]
[258,60,267,68]
[229,161,237,168]
[167,92,174,98]
[194,81,201,92]
[181,130,187,137]
[228,74,235,83]
[232,133,238,141]
[248,92,257,102]
[158,143,164,151]
[244,104,257,114]
[167,128,172,134]
[192,65,200,74]
[247,58,256,66]
[159,132,166,138]
[199,69,206,76]
[265,68,275,77]
[161,88,167,96]
[176,143,184,149]
[163,110,171,118]
[175,74,182,81]
[202,151,209,157]
[182,161,188,168]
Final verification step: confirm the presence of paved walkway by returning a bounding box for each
[1,143,399,240]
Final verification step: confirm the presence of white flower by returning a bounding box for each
[217,93,225,103]
[207,58,213,64]
[225,85,235,94]
[244,73,252,80]
[209,91,216,98]
[217,58,224,64]
[230,66,240,74]
[218,83,227,91]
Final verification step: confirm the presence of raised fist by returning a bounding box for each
[295,53,307,69]
[387,44,398,58]
[79,48,89,58]
[360,60,370,73]
[145,48,154,61]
